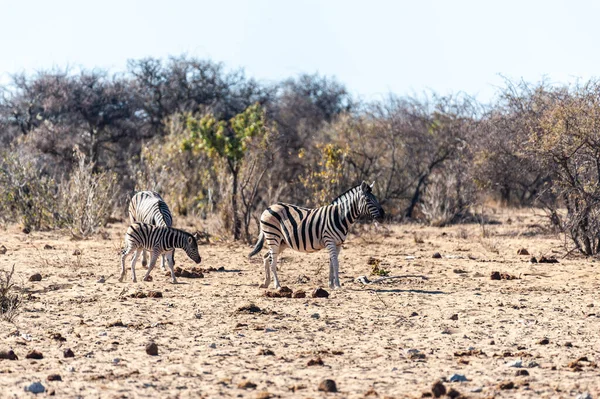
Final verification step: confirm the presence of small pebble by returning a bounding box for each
[507,360,523,368]
[29,273,42,282]
[515,369,529,376]
[432,252,442,259]
[26,350,43,360]
[431,381,446,397]
[24,382,45,394]
[576,393,592,399]
[0,350,18,360]
[310,313,320,319]
[145,342,158,356]
[312,287,330,298]
[448,374,467,382]
[318,379,337,393]
[208,343,216,349]
[46,374,62,381]
[63,348,75,358]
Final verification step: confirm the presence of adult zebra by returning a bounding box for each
[128,191,174,270]
[249,181,384,289]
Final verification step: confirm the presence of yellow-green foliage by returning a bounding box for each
[299,142,348,205]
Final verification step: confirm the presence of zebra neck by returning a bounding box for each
[339,198,359,226]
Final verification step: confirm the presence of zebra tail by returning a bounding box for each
[248,231,265,258]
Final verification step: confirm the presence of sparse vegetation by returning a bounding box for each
[0,265,20,322]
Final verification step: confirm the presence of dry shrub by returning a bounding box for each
[421,170,475,227]
[0,151,61,230]
[59,148,119,238]
[0,265,20,323]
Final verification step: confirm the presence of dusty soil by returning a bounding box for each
[0,208,599,398]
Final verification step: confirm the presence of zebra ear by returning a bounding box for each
[193,232,201,241]
[360,181,371,193]
[370,181,375,189]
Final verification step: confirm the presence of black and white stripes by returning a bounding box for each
[119,222,201,284]
[249,181,384,289]
[128,191,174,270]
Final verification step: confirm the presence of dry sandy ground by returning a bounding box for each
[0,208,599,398]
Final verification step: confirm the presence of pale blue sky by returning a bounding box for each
[1,0,598,102]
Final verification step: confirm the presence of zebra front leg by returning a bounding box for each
[326,243,341,289]
[142,250,160,282]
[259,252,271,288]
[119,247,132,282]
[130,249,141,283]
[166,251,177,284]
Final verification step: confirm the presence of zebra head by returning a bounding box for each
[184,233,202,264]
[359,181,385,222]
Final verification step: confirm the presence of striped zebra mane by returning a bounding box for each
[330,184,363,205]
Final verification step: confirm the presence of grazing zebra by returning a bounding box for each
[119,222,201,284]
[128,191,174,271]
[249,181,384,289]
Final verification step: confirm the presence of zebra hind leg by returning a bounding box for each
[141,250,148,268]
[142,250,160,282]
[259,251,271,288]
[160,254,167,272]
[326,243,341,289]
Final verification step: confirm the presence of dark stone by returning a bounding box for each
[145,342,158,356]
[312,287,330,298]
[26,350,43,359]
[318,379,337,393]
[29,273,42,282]
[63,348,75,358]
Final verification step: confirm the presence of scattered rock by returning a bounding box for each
[449,314,458,321]
[527,361,540,368]
[264,287,293,298]
[107,320,126,328]
[29,273,42,282]
[257,348,274,356]
[238,380,258,390]
[130,291,147,298]
[295,275,310,284]
[310,313,320,319]
[318,379,337,393]
[307,357,324,366]
[292,290,306,298]
[538,256,559,264]
[312,287,330,298]
[208,343,216,349]
[530,256,538,263]
[507,360,523,368]
[22,227,31,234]
[432,252,442,259]
[43,244,54,250]
[0,245,7,254]
[148,291,162,298]
[516,369,529,376]
[576,393,592,399]
[145,342,158,356]
[63,348,75,358]
[26,350,43,359]
[51,333,66,342]
[490,271,519,280]
[564,342,573,347]
[366,257,380,265]
[255,392,275,399]
[410,311,419,317]
[236,303,262,314]
[498,381,516,390]
[46,374,62,381]
[447,388,461,399]
[0,350,18,360]
[517,248,529,255]
[489,340,495,345]
[96,276,106,283]
[448,374,467,382]
[537,338,550,345]
[470,387,483,393]
[431,381,446,398]
[72,249,81,256]
[168,266,204,278]
[24,382,45,394]
[454,349,485,357]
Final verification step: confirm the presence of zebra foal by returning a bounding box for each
[249,181,384,289]
[119,222,201,284]
[128,191,174,271]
